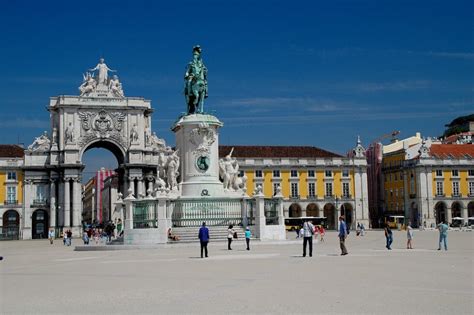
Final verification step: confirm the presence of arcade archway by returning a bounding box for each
[341,203,353,229]
[323,203,336,229]
[468,202,474,217]
[289,203,302,217]
[451,202,462,219]
[306,203,319,217]
[435,202,447,224]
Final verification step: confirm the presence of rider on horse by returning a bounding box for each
[184,45,208,114]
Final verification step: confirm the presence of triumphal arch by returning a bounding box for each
[23,58,174,238]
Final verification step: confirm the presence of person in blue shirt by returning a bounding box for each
[338,216,348,255]
[384,223,393,250]
[198,222,210,258]
[245,227,251,251]
[437,221,449,251]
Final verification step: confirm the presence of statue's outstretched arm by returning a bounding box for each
[89,64,99,72]
[106,65,117,72]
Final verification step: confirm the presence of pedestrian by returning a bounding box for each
[299,225,304,238]
[319,225,325,242]
[66,229,72,246]
[245,227,251,250]
[48,228,55,245]
[227,224,235,250]
[94,229,100,244]
[437,221,448,251]
[295,226,300,238]
[356,222,361,236]
[198,222,209,258]
[360,223,365,236]
[62,229,67,245]
[339,216,348,255]
[83,230,89,245]
[384,223,393,250]
[116,218,123,237]
[302,219,315,257]
[406,221,414,249]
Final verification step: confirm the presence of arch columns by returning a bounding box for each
[72,178,82,234]
[49,179,56,228]
[63,178,71,228]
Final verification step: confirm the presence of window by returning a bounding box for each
[255,170,262,178]
[325,182,333,197]
[468,170,474,176]
[435,170,443,177]
[36,185,46,200]
[394,173,398,181]
[291,183,299,197]
[342,170,349,177]
[7,171,16,181]
[452,182,460,196]
[469,182,474,196]
[290,170,298,178]
[400,189,404,197]
[307,170,315,178]
[308,183,316,197]
[7,186,16,202]
[342,182,350,197]
[325,170,332,177]
[436,182,443,196]
[239,170,244,177]
[272,170,280,178]
[452,170,459,177]
[273,183,280,196]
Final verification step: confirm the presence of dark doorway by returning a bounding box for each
[32,209,49,239]
[2,210,20,240]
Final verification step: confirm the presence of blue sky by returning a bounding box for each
[0,0,472,176]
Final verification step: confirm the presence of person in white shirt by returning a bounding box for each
[302,219,315,257]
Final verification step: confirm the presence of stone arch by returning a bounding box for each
[468,201,474,217]
[323,203,336,230]
[80,139,127,166]
[289,203,302,217]
[32,209,49,239]
[435,201,447,224]
[341,203,354,229]
[2,210,20,240]
[306,203,319,217]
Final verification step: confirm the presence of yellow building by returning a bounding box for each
[382,137,474,227]
[0,145,24,239]
[219,143,369,230]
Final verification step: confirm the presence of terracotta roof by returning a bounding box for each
[429,144,474,159]
[219,145,342,158]
[0,145,24,158]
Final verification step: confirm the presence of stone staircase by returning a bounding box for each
[169,226,247,243]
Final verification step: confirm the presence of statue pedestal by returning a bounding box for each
[172,114,224,197]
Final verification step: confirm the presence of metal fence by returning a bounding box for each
[133,201,157,229]
[264,198,279,225]
[246,199,255,226]
[0,226,20,241]
[171,198,242,227]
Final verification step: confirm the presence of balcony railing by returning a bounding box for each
[324,195,334,199]
[4,200,18,205]
[289,195,300,200]
[32,199,49,206]
[341,194,352,199]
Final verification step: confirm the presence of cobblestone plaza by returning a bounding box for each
[1,230,472,314]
